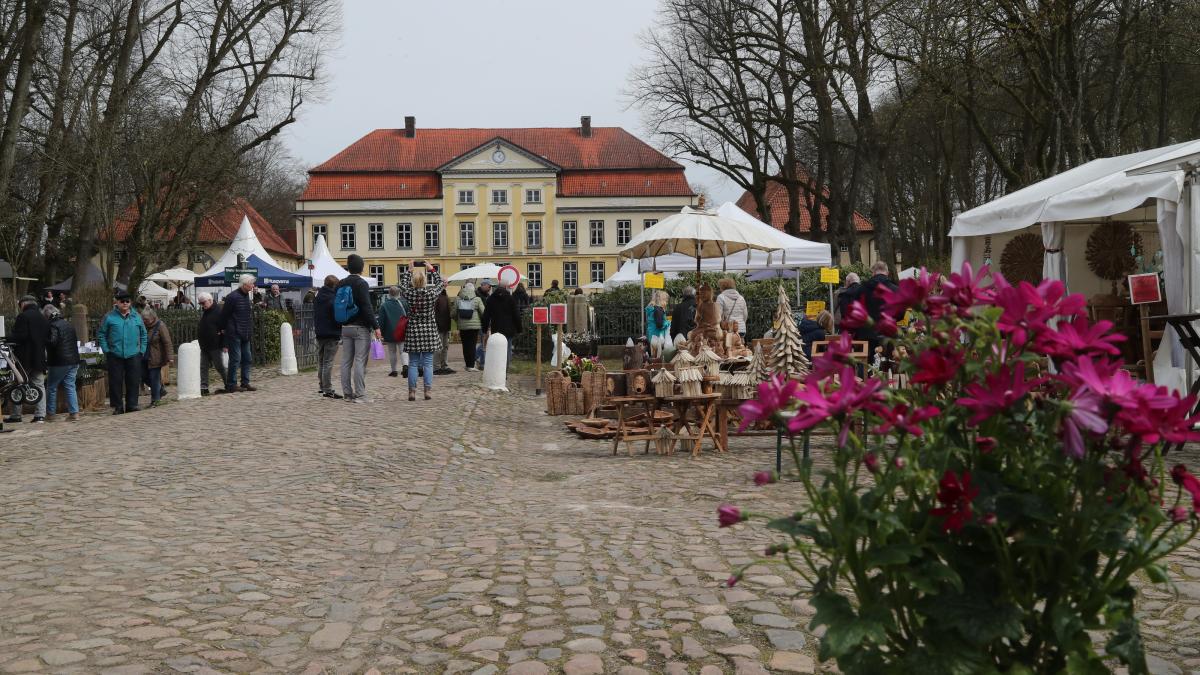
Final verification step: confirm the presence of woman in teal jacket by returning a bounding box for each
[97,295,148,414]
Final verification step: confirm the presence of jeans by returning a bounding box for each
[7,370,46,419]
[317,337,339,392]
[146,366,163,402]
[199,348,226,392]
[46,364,79,414]
[106,355,141,412]
[408,351,433,390]
[225,337,252,389]
[435,332,450,369]
[386,341,408,372]
[340,325,371,399]
[460,329,479,368]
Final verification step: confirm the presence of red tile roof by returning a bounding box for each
[300,173,441,201]
[558,170,693,197]
[311,127,683,173]
[109,197,301,258]
[736,174,874,234]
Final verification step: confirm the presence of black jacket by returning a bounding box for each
[435,292,451,333]
[197,305,223,351]
[482,287,522,338]
[798,318,826,359]
[512,287,531,312]
[336,275,378,330]
[11,305,50,373]
[313,285,341,339]
[859,273,899,322]
[671,296,697,338]
[836,283,861,326]
[46,316,80,367]
[219,287,253,341]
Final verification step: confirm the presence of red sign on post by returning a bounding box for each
[549,303,567,324]
[532,306,549,324]
[1128,273,1162,305]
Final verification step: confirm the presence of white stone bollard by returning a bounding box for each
[482,333,509,391]
[176,341,202,400]
[279,322,298,375]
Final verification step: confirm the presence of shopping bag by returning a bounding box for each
[370,339,385,360]
[221,351,229,369]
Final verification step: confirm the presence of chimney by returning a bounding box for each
[580,115,592,138]
[404,116,415,138]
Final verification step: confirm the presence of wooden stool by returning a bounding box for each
[609,395,658,456]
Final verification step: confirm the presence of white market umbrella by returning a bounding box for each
[447,263,502,283]
[147,267,197,284]
[604,260,642,289]
[582,281,606,290]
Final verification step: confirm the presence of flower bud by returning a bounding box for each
[892,456,907,470]
[863,452,880,474]
[717,504,745,528]
[764,543,790,556]
[726,573,742,587]
[982,512,997,526]
[754,470,777,487]
[977,436,997,454]
[1169,506,1191,523]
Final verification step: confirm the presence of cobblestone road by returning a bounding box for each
[0,354,1198,674]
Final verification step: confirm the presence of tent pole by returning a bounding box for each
[641,276,646,337]
[795,268,801,305]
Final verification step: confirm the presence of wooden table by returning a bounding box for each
[609,395,659,456]
[662,393,724,457]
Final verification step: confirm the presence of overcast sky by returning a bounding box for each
[282,0,740,202]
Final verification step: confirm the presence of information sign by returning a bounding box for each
[819,267,840,285]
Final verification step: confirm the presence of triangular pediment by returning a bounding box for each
[438,137,561,173]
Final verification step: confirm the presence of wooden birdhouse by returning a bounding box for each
[670,348,695,370]
[729,370,754,399]
[717,371,737,400]
[652,368,677,398]
[677,365,704,397]
[696,347,722,377]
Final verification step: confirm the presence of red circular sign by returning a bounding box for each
[497,264,521,289]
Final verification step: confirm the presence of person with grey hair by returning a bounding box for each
[140,308,173,406]
[835,272,862,327]
[97,290,147,414]
[218,274,256,393]
[196,292,227,396]
[42,303,80,421]
[4,295,49,423]
[376,285,410,377]
[671,285,697,339]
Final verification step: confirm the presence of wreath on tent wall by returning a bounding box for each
[1086,221,1142,293]
[999,232,1044,285]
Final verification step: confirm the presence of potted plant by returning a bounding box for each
[560,354,600,384]
[724,264,1200,673]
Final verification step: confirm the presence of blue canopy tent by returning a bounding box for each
[194,254,313,289]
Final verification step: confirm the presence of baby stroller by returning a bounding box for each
[0,342,43,407]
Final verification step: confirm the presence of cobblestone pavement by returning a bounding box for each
[1,354,1199,674]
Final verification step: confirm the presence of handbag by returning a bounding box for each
[392,315,409,342]
[370,339,385,360]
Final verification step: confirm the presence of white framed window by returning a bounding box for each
[189,250,207,264]
[839,244,849,252]
[643,218,658,230]
[590,261,605,284]
[368,222,383,249]
[563,220,577,248]
[312,223,327,245]
[460,263,474,271]
[369,265,384,286]
[457,189,474,204]
[617,219,632,245]
[113,249,126,262]
[525,188,542,204]
[491,189,508,204]
[459,222,475,249]
[340,223,356,250]
[493,221,509,249]
[526,220,542,249]
[424,222,439,250]
[527,262,542,288]
[563,262,578,288]
[397,222,412,249]
[589,220,604,247]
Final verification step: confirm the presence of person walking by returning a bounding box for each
[853,261,899,356]
[43,304,80,421]
[398,262,444,400]
[312,275,342,398]
[4,295,50,423]
[337,254,381,402]
[481,283,521,369]
[261,284,284,310]
[456,282,486,372]
[196,293,227,396]
[433,288,455,374]
[97,291,147,414]
[219,275,256,393]
[141,308,173,407]
[716,278,749,339]
[671,286,697,340]
[834,272,861,328]
[376,286,410,378]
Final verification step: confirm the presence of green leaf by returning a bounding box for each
[926,593,1022,647]
[810,592,888,660]
[1143,563,1169,584]
[1105,617,1148,674]
[863,543,921,568]
[1050,603,1084,645]
[1065,651,1109,675]
[904,559,964,595]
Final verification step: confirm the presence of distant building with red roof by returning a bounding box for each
[294,116,694,290]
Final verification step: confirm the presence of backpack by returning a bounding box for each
[457,298,475,320]
[333,284,358,323]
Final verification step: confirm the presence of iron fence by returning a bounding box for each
[292,305,319,369]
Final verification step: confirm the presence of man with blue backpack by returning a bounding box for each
[335,254,381,402]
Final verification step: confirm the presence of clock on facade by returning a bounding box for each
[491,149,505,164]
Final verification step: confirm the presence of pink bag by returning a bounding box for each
[370,339,385,360]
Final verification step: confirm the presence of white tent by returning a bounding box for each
[147,267,196,284]
[632,201,832,272]
[950,138,1200,391]
[305,234,377,287]
[137,281,173,303]
[447,263,501,283]
[604,260,642,288]
[202,214,281,272]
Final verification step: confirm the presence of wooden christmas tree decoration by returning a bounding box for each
[749,343,770,384]
[769,285,810,379]
[652,368,677,398]
[677,365,704,397]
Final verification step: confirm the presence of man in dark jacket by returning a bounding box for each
[482,286,521,370]
[219,275,256,393]
[834,273,861,329]
[433,288,455,375]
[853,261,899,357]
[671,286,697,340]
[313,275,342,398]
[476,280,492,301]
[196,292,227,396]
[5,295,50,423]
[337,255,381,402]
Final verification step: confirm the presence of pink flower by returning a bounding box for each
[977,436,997,454]
[909,348,963,389]
[726,574,740,587]
[718,504,745,528]
[880,268,940,317]
[936,262,993,315]
[991,276,1086,347]
[810,334,856,380]
[1169,506,1191,523]
[1171,465,1200,513]
[1062,388,1108,459]
[841,299,870,331]
[876,312,899,337]
[893,456,907,470]
[929,470,979,533]
[739,375,802,431]
[957,362,1043,426]
[786,366,885,446]
[754,470,777,487]
[863,452,880,474]
[873,403,940,437]
[1034,316,1125,361]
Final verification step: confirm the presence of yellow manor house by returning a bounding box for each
[294,116,695,291]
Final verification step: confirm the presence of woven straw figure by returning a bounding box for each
[671,348,695,370]
[769,285,811,379]
[677,365,704,397]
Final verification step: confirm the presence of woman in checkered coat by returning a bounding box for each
[398,263,445,400]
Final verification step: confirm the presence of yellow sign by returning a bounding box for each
[897,310,912,327]
[820,267,840,285]
[643,272,665,289]
[805,300,826,316]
